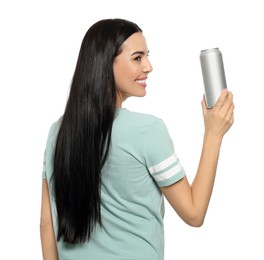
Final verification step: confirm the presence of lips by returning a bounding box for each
[136,78,147,87]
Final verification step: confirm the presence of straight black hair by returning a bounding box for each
[51,19,142,244]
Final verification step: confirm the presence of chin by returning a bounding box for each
[135,90,147,97]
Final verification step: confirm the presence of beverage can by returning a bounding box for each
[200,48,227,108]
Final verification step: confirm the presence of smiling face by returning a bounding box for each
[113,32,153,107]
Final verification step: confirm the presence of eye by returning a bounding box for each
[134,56,142,62]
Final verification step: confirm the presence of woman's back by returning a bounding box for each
[44,108,185,260]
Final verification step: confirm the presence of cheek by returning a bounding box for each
[114,58,139,89]
[114,67,124,88]
[123,64,138,82]
[114,63,130,85]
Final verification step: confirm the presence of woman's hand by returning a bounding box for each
[202,89,234,139]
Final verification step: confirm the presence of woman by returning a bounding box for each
[40,18,234,260]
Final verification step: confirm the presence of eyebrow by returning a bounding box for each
[131,50,150,56]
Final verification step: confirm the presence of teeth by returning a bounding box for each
[136,80,146,84]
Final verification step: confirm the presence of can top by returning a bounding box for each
[201,48,219,53]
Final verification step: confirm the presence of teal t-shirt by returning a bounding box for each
[43,108,185,260]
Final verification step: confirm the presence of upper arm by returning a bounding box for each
[142,118,202,225]
[143,119,185,187]
[160,176,201,227]
[40,180,53,226]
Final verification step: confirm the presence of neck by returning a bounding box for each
[115,93,123,108]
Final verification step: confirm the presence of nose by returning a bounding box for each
[143,58,153,73]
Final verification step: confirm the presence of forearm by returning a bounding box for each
[191,132,222,223]
[40,180,59,260]
[161,90,234,226]
[40,222,58,260]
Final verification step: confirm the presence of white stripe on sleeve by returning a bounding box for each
[148,153,178,174]
[153,163,183,182]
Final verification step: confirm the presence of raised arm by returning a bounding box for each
[161,89,234,226]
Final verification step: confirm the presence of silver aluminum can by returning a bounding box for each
[200,48,227,108]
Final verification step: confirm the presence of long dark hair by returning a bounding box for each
[51,19,142,244]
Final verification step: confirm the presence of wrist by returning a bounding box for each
[203,131,223,146]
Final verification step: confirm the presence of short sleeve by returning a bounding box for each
[41,117,62,181]
[144,119,185,187]
[42,150,47,179]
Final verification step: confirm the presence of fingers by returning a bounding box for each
[202,89,235,122]
[225,99,235,124]
[213,89,229,112]
[216,89,235,125]
[201,89,235,136]
[223,91,234,116]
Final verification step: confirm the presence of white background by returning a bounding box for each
[1,0,263,259]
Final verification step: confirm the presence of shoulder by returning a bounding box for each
[115,108,163,128]
[45,116,63,149]
[113,108,169,142]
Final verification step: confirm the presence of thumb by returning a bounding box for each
[201,95,207,111]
